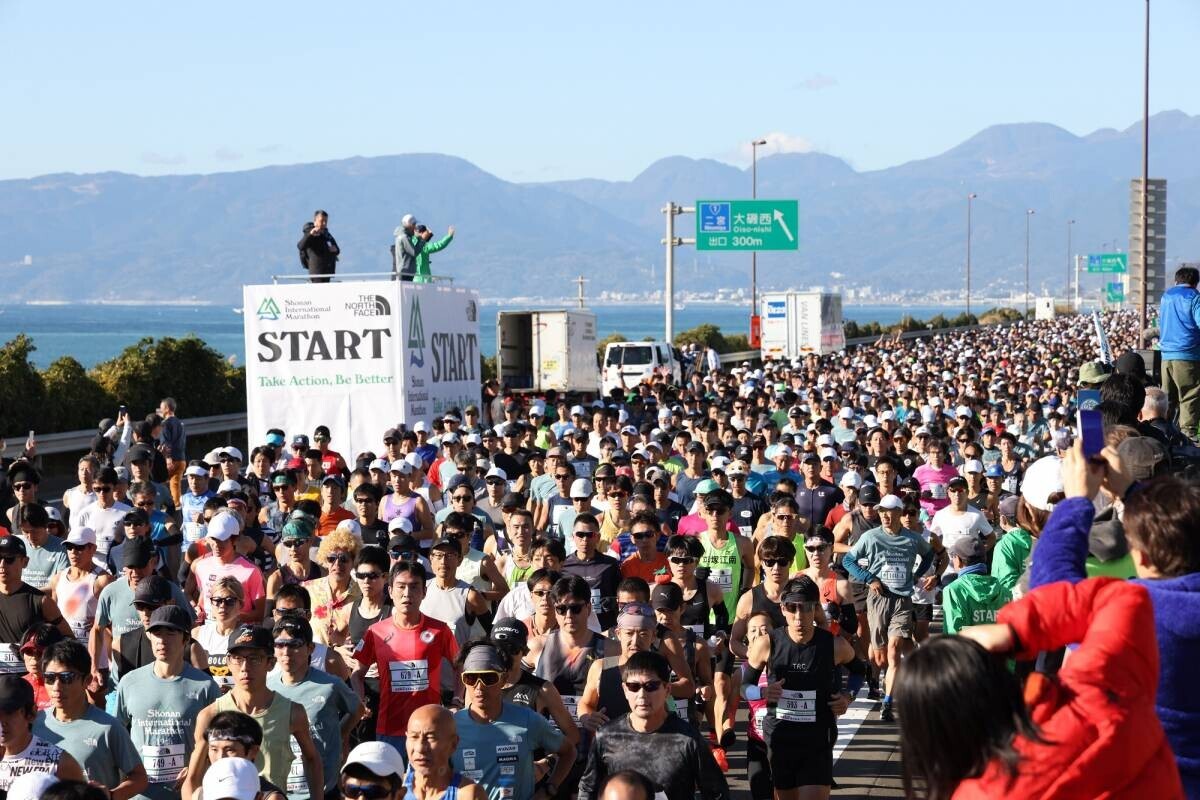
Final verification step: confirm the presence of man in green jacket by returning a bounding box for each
[413,224,455,283]
[942,537,1012,635]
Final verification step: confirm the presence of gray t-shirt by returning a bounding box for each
[267,668,359,797]
[18,536,69,590]
[845,526,934,596]
[115,663,221,800]
[96,578,194,639]
[34,705,141,789]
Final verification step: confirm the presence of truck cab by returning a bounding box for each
[601,341,681,395]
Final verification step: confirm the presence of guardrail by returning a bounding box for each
[3,413,248,460]
[270,272,455,283]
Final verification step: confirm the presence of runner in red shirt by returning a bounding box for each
[350,560,460,751]
[312,425,348,477]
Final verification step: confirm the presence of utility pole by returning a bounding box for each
[1025,209,1036,317]
[1066,219,1075,310]
[1139,0,1150,348]
[661,203,695,343]
[750,138,767,339]
[966,193,977,316]
[573,275,587,309]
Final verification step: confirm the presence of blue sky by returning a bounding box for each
[2,0,1196,183]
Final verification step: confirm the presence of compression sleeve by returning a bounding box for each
[712,601,730,632]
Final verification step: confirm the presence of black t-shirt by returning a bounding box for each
[731,494,769,538]
[493,450,529,480]
[359,519,390,548]
[563,553,622,630]
[580,714,731,800]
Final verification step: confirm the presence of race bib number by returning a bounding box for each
[929,483,947,500]
[561,694,581,720]
[286,737,307,796]
[141,742,187,784]
[0,645,22,674]
[708,567,733,592]
[879,562,906,590]
[672,696,689,720]
[69,620,91,644]
[389,659,430,693]
[775,689,817,723]
[590,587,603,616]
[686,624,705,638]
[752,706,768,736]
[184,521,205,547]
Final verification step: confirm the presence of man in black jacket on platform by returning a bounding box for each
[298,210,339,283]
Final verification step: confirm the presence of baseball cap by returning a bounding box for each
[0,675,34,712]
[336,519,362,539]
[203,757,259,800]
[569,479,593,499]
[342,742,407,780]
[147,605,192,635]
[489,617,528,652]
[185,464,209,478]
[273,615,314,646]
[947,476,969,490]
[206,512,240,542]
[1020,456,1063,512]
[485,466,508,481]
[445,474,472,494]
[963,459,984,475]
[1117,437,1168,481]
[839,471,863,489]
[702,488,734,510]
[650,582,683,611]
[984,463,1004,479]
[500,491,524,509]
[222,446,244,462]
[387,516,414,535]
[877,494,904,511]
[998,494,1020,519]
[132,574,171,605]
[951,537,986,561]
[616,602,657,630]
[216,479,242,494]
[388,460,414,476]
[838,407,854,419]
[858,484,882,506]
[227,624,273,654]
[321,474,346,489]
[128,444,154,463]
[368,458,390,473]
[64,527,97,547]
[0,536,27,559]
[123,536,158,569]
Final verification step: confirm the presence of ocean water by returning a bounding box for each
[0,301,966,369]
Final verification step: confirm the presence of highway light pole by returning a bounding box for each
[1066,219,1075,310]
[966,193,977,316]
[1138,0,1150,348]
[750,138,767,340]
[1025,209,1035,318]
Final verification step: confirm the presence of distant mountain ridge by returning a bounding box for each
[0,112,1196,303]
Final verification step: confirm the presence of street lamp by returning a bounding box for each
[750,138,767,329]
[1066,219,1075,310]
[966,193,977,316]
[1138,0,1150,348]
[1025,209,1036,317]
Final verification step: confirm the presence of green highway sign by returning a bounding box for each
[696,200,799,251]
[1087,253,1128,273]
[1105,281,1125,304]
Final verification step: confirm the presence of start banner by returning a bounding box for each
[243,281,479,455]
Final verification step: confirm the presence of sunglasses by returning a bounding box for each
[0,555,21,565]
[631,532,656,541]
[451,494,474,502]
[135,501,156,508]
[64,543,90,552]
[485,478,506,485]
[43,671,81,686]
[761,557,791,568]
[282,539,309,548]
[354,497,378,504]
[273,607,309,618]
[774,514,797,522]
[389,549,417,559]
[461,671,503,687]
[622,679,664,694]
[573,530,597,538]
[554,474,572,480]
[803,545,827,553]
[355,571,383,581]
[669,556,695,565]
[531,589,552,598]
[11,482,33,491]
[343,785,392,800]
[783,601,817,614]
[210,596,239,607]
[93,485,114,492]
[554,603,586,616]
[327,554,352,565]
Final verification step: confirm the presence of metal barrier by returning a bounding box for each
[271,272,454,283]
[2,412,248,460]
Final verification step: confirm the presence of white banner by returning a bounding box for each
[243,281,479,456]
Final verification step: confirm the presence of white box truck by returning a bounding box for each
[760,291,846,358]
[496,309,599,394]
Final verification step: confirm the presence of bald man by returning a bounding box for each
[405,704,484,799]
[601,770,656,800]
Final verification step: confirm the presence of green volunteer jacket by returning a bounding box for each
[942,565,1012,635]
[413,232,454,283]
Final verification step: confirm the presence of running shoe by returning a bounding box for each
[880,701,895,722]
[711,746,730,772]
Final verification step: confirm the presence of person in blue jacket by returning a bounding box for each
[1159,266,1200,444]
[1031,441,1200,798]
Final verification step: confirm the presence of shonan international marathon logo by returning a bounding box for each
[256,298,281,321]
[346,294,393,318]
[408,296,426,367]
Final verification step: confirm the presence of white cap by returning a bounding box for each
[387,516,414,534]
[963,459,984,474]
[203,757,260,800]
[838,407,854,419]
[463,433,481,445]
[863,414,878,428]
[569,479,594,499]
[816,434,835,447]
[203,449,223,466]
[389,460,413,475]
[570,405,586,417]
[45,507,63,523]
[914,426,932,437]
[818,448,838,461]
[839,471,863,489]
[710,456,731,472]
[217,479,242,494]
[955,405,972,418]
[7,773,57,800]
[368,458,389,472]
[412,421,428,433]
[880,410,895,421]
[485,466,508,481]
[401,213,418,227]
[404,452,424,470]
[185,464,209,478]
[342,741,406,780]
[878,494,904,511]
[221,446,244,462]
[336,519,363,539]
[206,512,240,542]
[1021,456,1064,512]
[620,425,638,436]
[65,526,97,546]
[441,433,459,445]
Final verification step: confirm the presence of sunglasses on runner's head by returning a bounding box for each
[783,601,817,614]
[461,671,503,687]
[554,603,586,616]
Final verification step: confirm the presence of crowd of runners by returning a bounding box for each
[0,307,1197,800]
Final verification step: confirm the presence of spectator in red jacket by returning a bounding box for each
[895,577,1183,800]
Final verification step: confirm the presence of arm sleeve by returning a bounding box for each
[112,423,133,467]
[991,535,1027,591]
[1029,496,1094,589]
[711,599,730,632]
[999,578,1158,701]
[941,585,965,635]
[424,233,454,255]
[842,546,873,584]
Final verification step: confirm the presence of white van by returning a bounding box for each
[601,341,681,395]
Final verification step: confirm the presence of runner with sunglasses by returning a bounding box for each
[0,536,71,677]
[452,642,574,800]
[264,514,323,606]
[578,650,729,800]
[562,515,621,632]
[730,536,793,660]
[740,577,855,800]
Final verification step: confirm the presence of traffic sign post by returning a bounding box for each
[1087,253,1128,273]
[696,200,799,251]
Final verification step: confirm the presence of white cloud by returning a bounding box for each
[794,74,838,91]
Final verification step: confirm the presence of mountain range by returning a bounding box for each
[1,111,1197,303]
